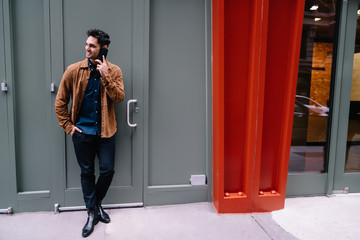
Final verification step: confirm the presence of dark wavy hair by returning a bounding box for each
[86,29,111,47]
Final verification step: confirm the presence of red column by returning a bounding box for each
[252,0,306,212]
[212,0,305,213]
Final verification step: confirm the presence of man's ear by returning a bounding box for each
[103,45,108,49]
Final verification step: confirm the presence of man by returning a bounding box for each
[55,29,125,237]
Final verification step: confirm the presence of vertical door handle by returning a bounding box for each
[127,99,138,127]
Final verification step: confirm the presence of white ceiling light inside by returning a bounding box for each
[310,5,319,11]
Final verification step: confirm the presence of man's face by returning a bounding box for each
[85,36,100,60]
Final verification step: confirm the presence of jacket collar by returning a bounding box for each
[79,58,112,72]
[80,58,89,69]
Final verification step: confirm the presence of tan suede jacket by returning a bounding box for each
[55,58,125,138]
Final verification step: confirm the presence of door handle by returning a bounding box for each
[1,82,8,92]
[127,99,138,127]
[50,83,55,93]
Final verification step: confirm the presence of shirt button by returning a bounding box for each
[95,90,97,92]
[96,122,99,125]
[95,101,98,103]
[96,111,98,114]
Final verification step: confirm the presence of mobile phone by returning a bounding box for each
[97,47,108,61]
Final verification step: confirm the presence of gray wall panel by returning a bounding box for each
[11,0,50,192]
[149,0,207,186]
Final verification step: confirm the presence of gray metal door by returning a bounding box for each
[0,0,54,212]
[0,0,14,212]
[52,0,146,208]
[0,0,146,212]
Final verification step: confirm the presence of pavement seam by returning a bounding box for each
[251,215,275,240]
[104,209,111,240]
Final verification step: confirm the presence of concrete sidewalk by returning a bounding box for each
[0,195,359,240]
[272,195,360,240]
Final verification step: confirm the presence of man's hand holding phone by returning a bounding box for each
[95,55,109,78]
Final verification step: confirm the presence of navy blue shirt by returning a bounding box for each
[75,59,101,135]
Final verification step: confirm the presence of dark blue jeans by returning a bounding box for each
[72,132,115,209]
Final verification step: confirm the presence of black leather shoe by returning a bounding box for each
[82,209,99,237]
[97,203,111,223]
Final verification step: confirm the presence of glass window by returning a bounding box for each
[345,4,360,173]
[289,0,338,174]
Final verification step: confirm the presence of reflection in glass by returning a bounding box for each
[289,0,338,174]
[345,4,360,173]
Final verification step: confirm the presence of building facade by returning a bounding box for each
[0,0,359,214]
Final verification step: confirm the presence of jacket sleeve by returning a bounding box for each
[101,66,125,104]
[55,68,74,134]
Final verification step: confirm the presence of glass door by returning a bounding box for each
[286,0,339,196]
[334,0,360,193]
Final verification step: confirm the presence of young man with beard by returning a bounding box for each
[55,29,125,237]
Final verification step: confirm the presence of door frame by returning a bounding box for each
[51,0,147,209]
[51,0,213,209]
[0,0,54,212]
[332,0,360,193]
[0,0,17,211]
[286,0,344,197]
[287,0,360,197]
